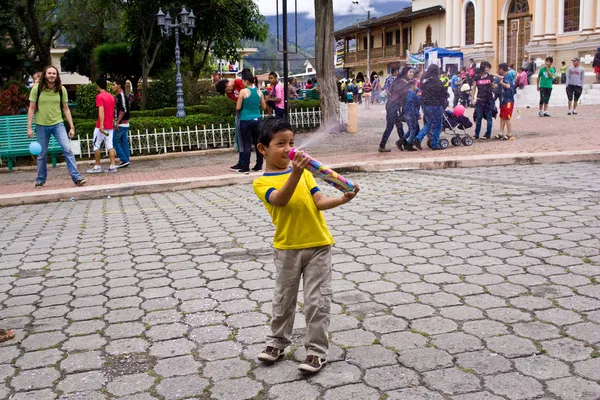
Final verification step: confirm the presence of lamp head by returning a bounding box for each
[180,6,189,25]
[156,8,165,26]
[164,11,172,27]
[189,9,196,27]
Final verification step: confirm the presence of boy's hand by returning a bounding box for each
[291,150,309,175]
[341,184,360,204]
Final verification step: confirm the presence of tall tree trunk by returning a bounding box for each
[314,0,339,124]
[89,23,104,81]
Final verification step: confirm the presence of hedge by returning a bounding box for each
[72,113,235,137]
[128,98,321,119]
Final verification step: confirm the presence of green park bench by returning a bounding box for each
[0,115,63,172]
[300,89,321,101]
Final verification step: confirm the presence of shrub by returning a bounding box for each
[0,83,29,116]
[75,83,115,119]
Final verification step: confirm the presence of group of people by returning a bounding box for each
[377,54,590,152]
[337,73,383,107]
[25,66,132,188]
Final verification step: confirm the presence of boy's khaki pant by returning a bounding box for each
[267,245,332,359]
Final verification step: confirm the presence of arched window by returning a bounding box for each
[465,2,475,45]
[563,0,580,32]
[426,25,432,45]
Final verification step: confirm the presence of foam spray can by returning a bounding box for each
[288,148,355,193]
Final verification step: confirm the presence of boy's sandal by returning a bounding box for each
[0,329,15,343]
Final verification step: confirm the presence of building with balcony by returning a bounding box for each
[335,0,600,82]
[334,4,446,80]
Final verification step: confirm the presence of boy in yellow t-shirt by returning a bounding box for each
[253,117,359,373]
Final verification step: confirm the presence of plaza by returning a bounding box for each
[0,162,599,399]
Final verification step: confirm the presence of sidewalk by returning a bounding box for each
[1,105,599,206]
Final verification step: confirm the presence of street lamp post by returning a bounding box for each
[352,1,370,80]
[157,6,196,118]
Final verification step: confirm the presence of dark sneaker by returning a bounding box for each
[230,164,242,171]
[572,110,578,115]
[251,165,262,172]
[117,161,130,169]
[237,168,250,174]
[543,112,551,117]
[34,181,45,188]
[378,147,391,153]
[258,346,284,362]
[395,140,404,151]
[75,178,87,187]
[412,138,423,150]
[298,355,327,373]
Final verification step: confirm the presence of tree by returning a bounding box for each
[182,0,268,79]
[57,0,119,81]
[110,0,171,110]
[13,0,62,69]
[314,0,339,124]
[61,44,92,78]
[95,43,144,107]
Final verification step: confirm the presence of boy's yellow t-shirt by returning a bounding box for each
[253,168,334,250]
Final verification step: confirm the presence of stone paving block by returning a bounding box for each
[331,329,376,347]
[10,367,61,391]
[210,377,262,400]
[462,320,509,338]
[398,348,453,372]
[203,358,251,381]
[380,331,428,351]
[104,322,146,339]
[346,345,397,368]
[574,358,600,381]
[268,381,320,400]
[156,375,209,400]
[484,372,545,400]
[452,393,505,400]
[0,345,20,364]
[485,335,538,358]
[309,361,362,388]
[323,383,380,400]
[106,338,150,356]
[392,303,436,319]
[107,373,155,397]
[387,387,445,400]
[514,354,570,380]
[363,365,419,391]
[423,367,481,395]
[410,316,458,335]
[431,332,484,354]
[149,338,196,358]
[60,351,104,373]
[362,315,407,333]
[197,340,243,361]
[253,360,304,385]
[541,337,592,362]
[546,377,600,400]
[455,350,512,375]
[62,334,107,352]
[57,370,107,393]
[20,331,67,351]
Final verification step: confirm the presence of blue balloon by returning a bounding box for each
[29,142,42,155]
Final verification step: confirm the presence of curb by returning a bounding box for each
[1,150,599,207]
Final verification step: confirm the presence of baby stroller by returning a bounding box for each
[427,110,474,149]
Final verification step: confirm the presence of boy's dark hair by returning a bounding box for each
[498,63,509,72]
[391,68,398,75]
[269,71,278,79]
[215,79,229,95]
[241,68,257,85]
[545,56,553,63]
[115,78,126,88]
[562,61,566,65]
[257,116,294,147]
[96,76,107,90]
[480,61,492,70]
[510,64,515,69]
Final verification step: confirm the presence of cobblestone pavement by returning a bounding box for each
[0,162,599,400]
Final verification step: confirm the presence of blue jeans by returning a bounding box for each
[402,113,420,143]
[113,126,130,163]
[239,119,262,169]
[416,106,443,148]
[36,123,82,184]
[371,90,381,104]
[475,100,494,138]
[379,101,403,148]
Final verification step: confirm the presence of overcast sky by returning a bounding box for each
[252,0,377,18]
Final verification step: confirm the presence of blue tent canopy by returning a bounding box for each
[424,47,464,59]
